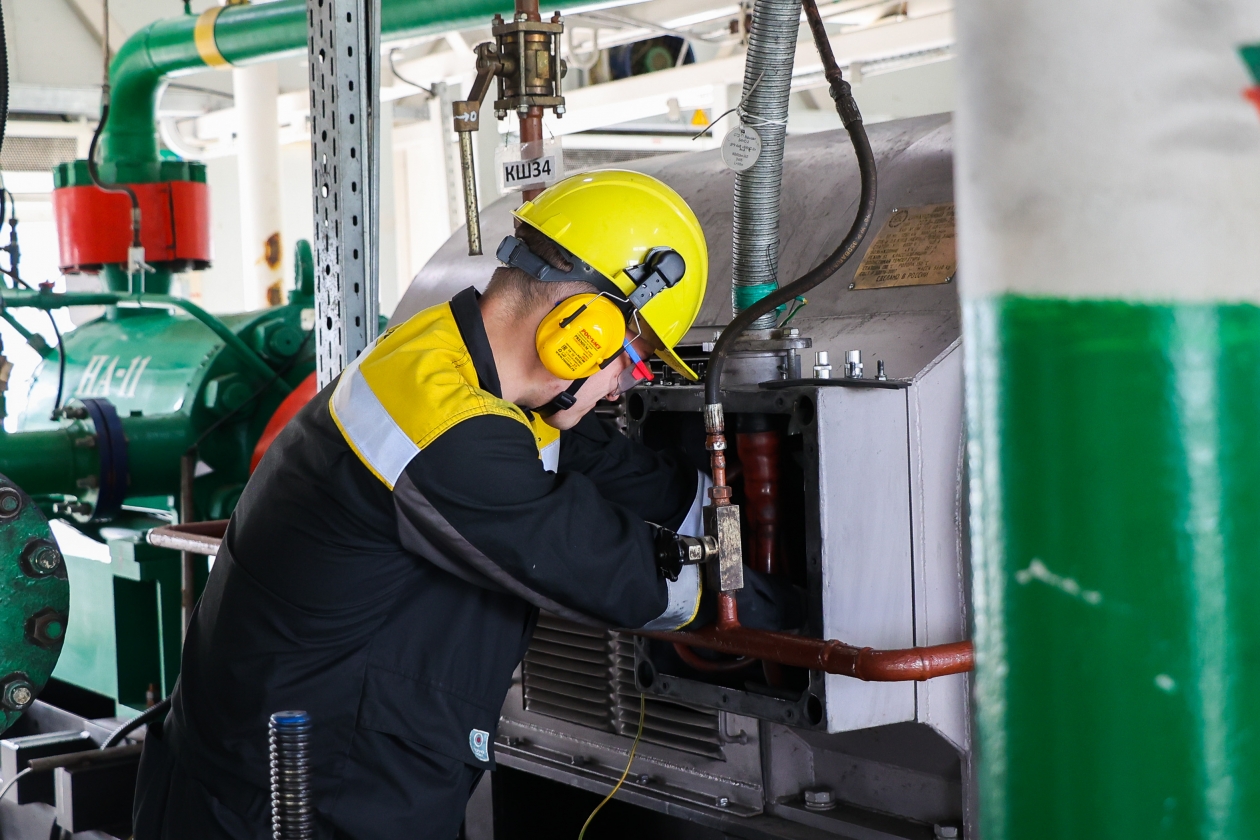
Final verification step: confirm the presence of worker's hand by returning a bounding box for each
[682,567,806,632]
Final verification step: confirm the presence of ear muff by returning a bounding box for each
[535,294,627,380]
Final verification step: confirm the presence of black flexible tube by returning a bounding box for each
[86,101,142,249]
[0,0,9,162]
[703,0,878,407]
[102,695,171,748]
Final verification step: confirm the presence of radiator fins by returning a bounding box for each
[521,614,724,760]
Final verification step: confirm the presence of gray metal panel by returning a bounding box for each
[815,386,916,733]
[309,0,381,388]
[391,114,958,381]
[907,341,969,750]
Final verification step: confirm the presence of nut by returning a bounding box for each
[26,608,67,649]
[1,676,34,711]
[803,788,836,811]
[21,540,63,578]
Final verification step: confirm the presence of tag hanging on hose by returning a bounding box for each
[722,123,762,172]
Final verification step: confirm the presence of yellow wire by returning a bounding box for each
[577,693,646,840]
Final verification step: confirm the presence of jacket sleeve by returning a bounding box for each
[393,414,701,630]
[557,413,699,531]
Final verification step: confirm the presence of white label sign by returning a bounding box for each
[722,124,762,172]
[501,155,559,190]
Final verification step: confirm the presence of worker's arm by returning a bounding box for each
[557,412,700,531]
[393,414,700,630]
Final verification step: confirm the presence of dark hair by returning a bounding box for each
[483,222,598,317]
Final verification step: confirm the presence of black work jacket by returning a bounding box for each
[160,289,702,834]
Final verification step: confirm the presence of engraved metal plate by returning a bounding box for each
[852,203,955,290]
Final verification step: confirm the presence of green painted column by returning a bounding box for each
[957,2,1260,838]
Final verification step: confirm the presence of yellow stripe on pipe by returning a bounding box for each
[194,6,229,68]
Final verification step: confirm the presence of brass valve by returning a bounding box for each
[452,11,568,256]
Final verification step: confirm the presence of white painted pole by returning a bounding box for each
[232,62,285,308]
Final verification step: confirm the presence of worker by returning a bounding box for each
[131,170,800,839]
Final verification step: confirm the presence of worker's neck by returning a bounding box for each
[479,293,564,408]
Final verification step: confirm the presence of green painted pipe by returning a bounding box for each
[103,0,587,169]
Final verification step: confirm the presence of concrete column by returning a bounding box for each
[232,61,284,308]
[957,1,1260,838]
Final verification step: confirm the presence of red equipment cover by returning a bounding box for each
[52,180,212,271]
[250,371,319,473]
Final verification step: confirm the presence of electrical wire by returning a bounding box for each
[89,0,143,255]
[577,694,645,840]
[0,0,9,162]
[387,50,437,98]
[0,767,30,802]
[103,695,171,748]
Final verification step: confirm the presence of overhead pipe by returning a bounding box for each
[99,0,589,169]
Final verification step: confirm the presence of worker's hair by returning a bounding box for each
[483,223,599,318]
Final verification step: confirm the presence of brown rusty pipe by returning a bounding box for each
[515,0,546,202]
[642,626,973,681]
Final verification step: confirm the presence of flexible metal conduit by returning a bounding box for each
[730,0,801,328]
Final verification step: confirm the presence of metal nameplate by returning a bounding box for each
[852,203,955,289]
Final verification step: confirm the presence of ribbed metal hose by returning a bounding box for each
[270,710,314,839]
[730,0,801,329]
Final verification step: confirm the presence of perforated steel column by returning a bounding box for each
[308,0,381,388]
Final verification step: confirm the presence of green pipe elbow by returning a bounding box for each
[99,0,587,169]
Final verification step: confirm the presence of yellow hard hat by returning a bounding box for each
[513,170,708,380]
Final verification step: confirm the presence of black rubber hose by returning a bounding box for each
[86,101,142,249]
[0,0,9,162]
[704,0,878,407]
[102,696,171,748]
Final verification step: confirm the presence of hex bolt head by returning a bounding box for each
[716,797,730,808]
[0,488,21,519]
[934,826,960,839]
[21,541,63,578]
[2,678,34,711]
[26,608,67,649]
[636,774,651,785]
[803,788,837,811]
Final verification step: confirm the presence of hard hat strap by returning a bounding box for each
[496,235,685,313]
[533,377,586,418]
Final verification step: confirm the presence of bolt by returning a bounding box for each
[2,678,34,711]
[877,360,887,381]
[555,104,566,116]
[59,405,88,420]
[716,797,730,808]
[848,282,855,290]
[0,487,21,518]
[23,541,62,577]
[492,13,504,24]
[570,755,587,766]
[515,11,528,21]
[803,788,836,811]
[636,774,651,785]
[934,826,960,839]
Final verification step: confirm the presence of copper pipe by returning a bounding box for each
[520,106,545,201]
[640,626,974,681]
[717,592,740,630]
[736,430,781,575]
[672,643,755,673]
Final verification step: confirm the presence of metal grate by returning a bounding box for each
[521,614,724,760]
[522,614,617,732]
[614,637,724,760]
[0,137,76,172]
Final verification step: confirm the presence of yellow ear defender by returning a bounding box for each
[535,294,627,380]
